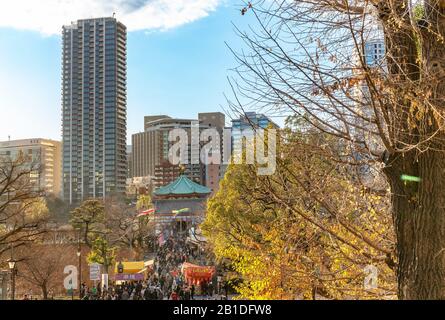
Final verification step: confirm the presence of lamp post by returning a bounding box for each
[77,232,82,299]
[7,258,16,300]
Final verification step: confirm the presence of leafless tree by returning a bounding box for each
[105,195,156,260]
[0,153,48,257]
[17,245,70,300]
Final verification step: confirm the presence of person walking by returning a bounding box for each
[179,288,185,300]
[144,287,150,300]
[201,281,207,297]
[80,283,86,299]
[170,291,179,300]
[121,289,130,300]
[208,282,213,298]
[96,282,102,298]
[224,281,229,298]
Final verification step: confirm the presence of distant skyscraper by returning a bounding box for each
[231,112,279,157]
[62,17,127,204]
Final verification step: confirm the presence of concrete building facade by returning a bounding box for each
[131,113,227,192]
[0,138,62,196]
[231,112,279,157]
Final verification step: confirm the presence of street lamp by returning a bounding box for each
[7,257,16,300]
[7,259,16,270]
[77,232,82,299]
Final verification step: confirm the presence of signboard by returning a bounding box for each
[115,273,144,281]
[89,263,101,281]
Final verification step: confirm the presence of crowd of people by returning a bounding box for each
[79,223,224,300]
[151,224,218,300]
[79,280,161,300]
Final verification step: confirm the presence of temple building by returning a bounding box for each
[152,175,212,232]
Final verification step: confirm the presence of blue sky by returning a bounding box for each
[0,1,254,144]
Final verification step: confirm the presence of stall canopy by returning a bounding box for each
[114,261,146,281]
[138,260,154,274]
[181,262,215,285]
[114,261,145,274]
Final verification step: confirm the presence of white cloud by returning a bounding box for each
[0,0,222,35]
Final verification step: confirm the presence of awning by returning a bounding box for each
[137,260,154,274]
[138,267,148,274]
[144,260,154,268]
[114,261,145,274]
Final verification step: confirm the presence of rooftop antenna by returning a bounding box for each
[113,12,116,18]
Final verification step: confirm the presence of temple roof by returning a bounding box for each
[153,175,211,197]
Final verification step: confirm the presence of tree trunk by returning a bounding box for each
[41,285,48,300]
[385,151,445,299]
[378,0,445,299]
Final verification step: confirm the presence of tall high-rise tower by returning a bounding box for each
[62,17,127,203]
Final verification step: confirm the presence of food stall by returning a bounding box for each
[181,262,216,286]
[114,261,151,283]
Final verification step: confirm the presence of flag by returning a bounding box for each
[136,208,155,218]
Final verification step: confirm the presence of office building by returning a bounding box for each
[198,112,226,192]
[131,113,227,191]
[0,138,62,196]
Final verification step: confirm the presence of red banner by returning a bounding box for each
[182,263,215,281]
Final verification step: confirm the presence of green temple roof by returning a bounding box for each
[154,175,212,197]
